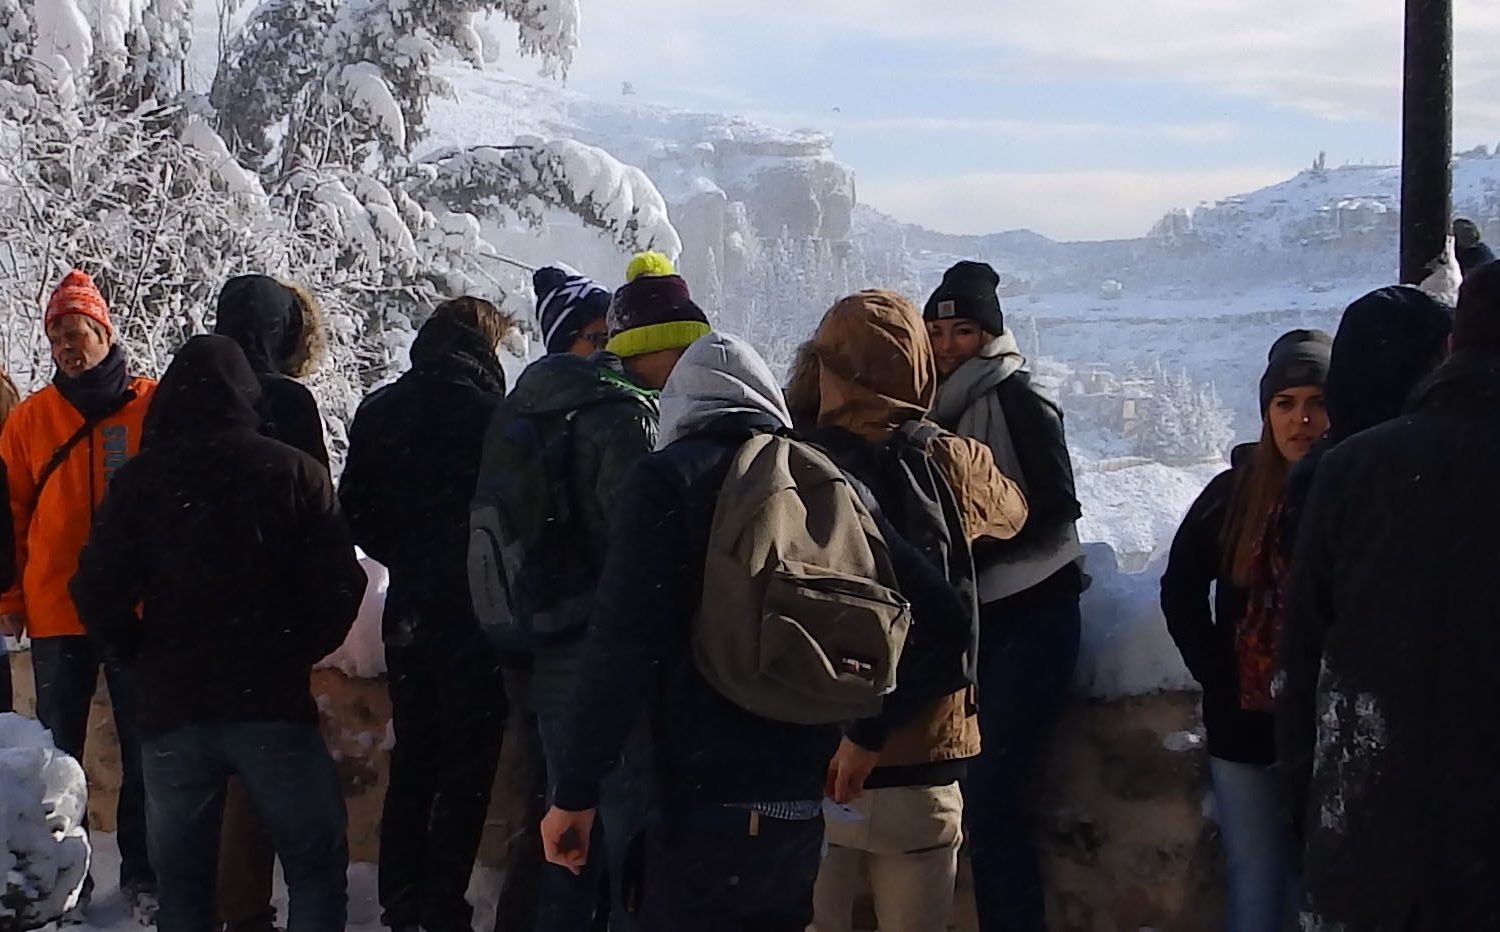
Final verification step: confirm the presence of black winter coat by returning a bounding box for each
[254,376,328,469]
[1277,350,1500,931]
[1160,445,1272,764]
[1281,286,1451,553]
[552,414,972,812]
[339,317,506,649]
[71,336,365,738]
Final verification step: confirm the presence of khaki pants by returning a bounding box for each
[810,783,964,932]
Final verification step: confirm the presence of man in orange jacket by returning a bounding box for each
[0,269,158,920]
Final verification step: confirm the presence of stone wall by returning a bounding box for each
[6,654,1224,930]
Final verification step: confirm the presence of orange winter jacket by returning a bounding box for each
[0,379,156,638]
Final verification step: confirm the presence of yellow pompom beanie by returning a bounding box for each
[605,251,711,359]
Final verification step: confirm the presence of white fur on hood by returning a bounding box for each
[656,333,792,449]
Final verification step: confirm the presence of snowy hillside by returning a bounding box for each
[859,149,1500,299]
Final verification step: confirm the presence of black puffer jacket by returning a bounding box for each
[1277,351,1500,931]
[214,275,329,468]
[71,336,365,738]
[339,316,506,648]
[1160,444,1271,764]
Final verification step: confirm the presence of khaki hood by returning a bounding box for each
[813,290,1027,543]
[813,289,937,441]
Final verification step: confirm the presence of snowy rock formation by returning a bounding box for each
[423,67,857,297]
[0,714,89,932]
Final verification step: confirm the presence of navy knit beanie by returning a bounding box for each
[534,267,611,355]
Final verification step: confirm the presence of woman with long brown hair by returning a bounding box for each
[1160,329,1331,932]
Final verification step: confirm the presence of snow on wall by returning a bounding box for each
[0,714,90,931]
[1076,544,1194,699]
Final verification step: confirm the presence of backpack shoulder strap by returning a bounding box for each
[30,389,137,511]
[895,419,943,450]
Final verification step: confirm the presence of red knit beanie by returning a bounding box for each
[45,270,112,338]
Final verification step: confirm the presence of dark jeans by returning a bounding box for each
[31,635,154,891]
[494,670,547,932]
[963,595,1081,932]
[536,713,648,932]
[218,776,278,932]
[1,645,12,712]
[142,722,348,932]
[380,636,507,932]
[640,809,824,932]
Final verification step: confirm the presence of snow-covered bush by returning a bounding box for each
[0,714,89,932]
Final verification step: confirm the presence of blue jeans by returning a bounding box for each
[1209,757,1299,932]
[142,723,348,932]
[31,635,154,892]
[962,596,1081,932]
[536,712,648,932]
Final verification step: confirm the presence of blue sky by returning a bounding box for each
[503,0,1500,241]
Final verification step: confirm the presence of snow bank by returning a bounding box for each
[317,554,388,679]
[1076,458,1222,561]
[0,714,90,931]
[1075,544,1194,699]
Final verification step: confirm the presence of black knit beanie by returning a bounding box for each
[1260,329,1333,411]
[923,261,1005,336]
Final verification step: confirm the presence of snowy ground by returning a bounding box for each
[62,835,505,932]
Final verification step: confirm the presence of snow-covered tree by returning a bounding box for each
[2,0,681,463]
[1136,365,1233,466]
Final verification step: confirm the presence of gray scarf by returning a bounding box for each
[932,330,1082,601]
[931,331,1028,494]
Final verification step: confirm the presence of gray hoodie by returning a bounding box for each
[657,332,792,449]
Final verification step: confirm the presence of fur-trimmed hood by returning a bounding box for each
[214,275,326,380]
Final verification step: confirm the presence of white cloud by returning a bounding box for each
[571,0,1500,132]
[859,166,1295,241]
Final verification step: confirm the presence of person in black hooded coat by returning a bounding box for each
[213,274,328,468]
[212,273,330,932]
[1279,287,1451,556]
[338,298,512,932]
[71,335,365,932]
[1275,264,1500,931]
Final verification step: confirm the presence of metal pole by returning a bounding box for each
[1399,0,1454,284]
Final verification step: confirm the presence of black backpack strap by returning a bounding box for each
[29,390,136,511]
